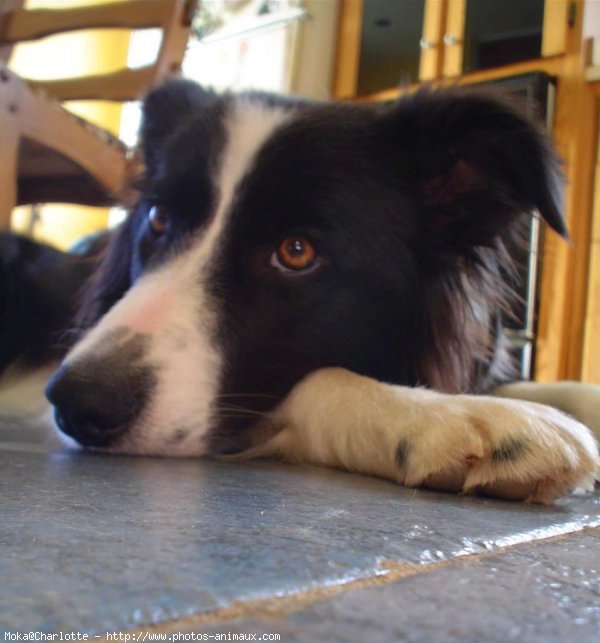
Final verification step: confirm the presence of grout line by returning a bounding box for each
[113,525,600,637]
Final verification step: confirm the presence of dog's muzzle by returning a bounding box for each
[45,333,156,447]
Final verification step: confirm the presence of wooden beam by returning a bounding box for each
[581,113,600,383]
[542,0,569,57]
[332,0,363,99]
[442,0,466,78]
[419,0,446,82]
[535,0,595,381]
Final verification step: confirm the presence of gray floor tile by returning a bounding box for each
[192,529,600,643]
[1,417,599,635]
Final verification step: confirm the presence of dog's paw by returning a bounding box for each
[254,368,598,504]
[399,395,599,503]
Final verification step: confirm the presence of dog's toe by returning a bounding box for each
[393,396,599,503]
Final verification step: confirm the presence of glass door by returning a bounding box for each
[463,0,545,73]
[356,0,426,94]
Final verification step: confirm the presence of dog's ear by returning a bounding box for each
[74,218,135,330]
[141,79,221,177]
[378,89,566,253]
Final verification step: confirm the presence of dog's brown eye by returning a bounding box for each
[148,206,168,235]
[275,236,317,271]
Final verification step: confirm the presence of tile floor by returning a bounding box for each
[1,414,599,641]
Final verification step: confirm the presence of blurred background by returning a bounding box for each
[2,0,600,384]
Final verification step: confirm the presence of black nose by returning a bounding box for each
[45,359,154,447]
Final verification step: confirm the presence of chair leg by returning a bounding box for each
[0,122,18,231]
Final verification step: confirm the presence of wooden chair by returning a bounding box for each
[0,0,197,230]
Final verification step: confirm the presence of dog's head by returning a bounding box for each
[45,80,565,455]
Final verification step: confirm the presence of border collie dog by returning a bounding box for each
[1,80,598,503]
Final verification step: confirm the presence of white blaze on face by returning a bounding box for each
[62,98,292,455]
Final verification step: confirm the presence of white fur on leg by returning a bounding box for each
[241,368,600,504]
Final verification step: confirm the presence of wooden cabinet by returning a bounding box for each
[333,0,600,384]
[334,0,569,98]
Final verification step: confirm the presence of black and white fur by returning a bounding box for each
[1,80,598,502]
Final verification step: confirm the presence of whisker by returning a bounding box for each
[215,405,268,417]
[58,326,84,337]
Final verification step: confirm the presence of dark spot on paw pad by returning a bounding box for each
[491,437,529,464]
[396,439,411,468]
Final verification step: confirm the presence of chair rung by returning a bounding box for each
[28,65,157,102]
[0,1,176,45]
